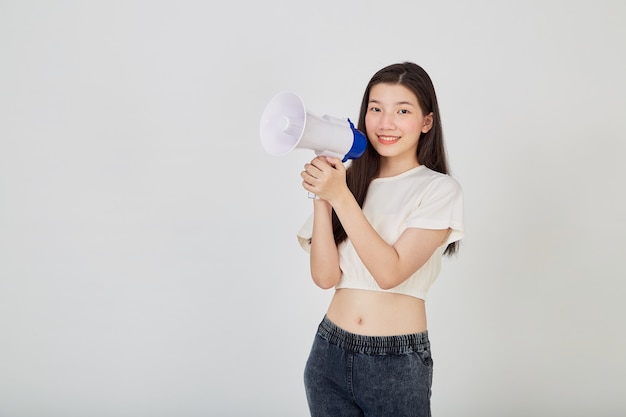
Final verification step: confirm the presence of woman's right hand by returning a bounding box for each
[301,156,349,204]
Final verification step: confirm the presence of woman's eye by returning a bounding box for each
[369,107,381,112]
[398,109,409,114]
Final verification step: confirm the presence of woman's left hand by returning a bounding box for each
[301,156,349,204]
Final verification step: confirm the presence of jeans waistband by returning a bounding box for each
[317,315,430,355]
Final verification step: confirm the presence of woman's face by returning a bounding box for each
[365,83,433,166]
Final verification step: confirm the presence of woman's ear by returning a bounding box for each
[421,112,434,133]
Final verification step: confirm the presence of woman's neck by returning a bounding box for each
[378,157,420,178]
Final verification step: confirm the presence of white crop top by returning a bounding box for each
[297,165,464,300]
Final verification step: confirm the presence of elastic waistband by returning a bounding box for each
[317,315,430,355]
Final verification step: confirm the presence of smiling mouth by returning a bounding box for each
[378,135,400,144]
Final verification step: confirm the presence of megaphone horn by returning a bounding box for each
[259,91,367,162]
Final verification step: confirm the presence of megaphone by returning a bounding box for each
[259,91,367,162]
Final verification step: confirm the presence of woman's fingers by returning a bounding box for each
[301,168,315,186]
[301,156,347,197]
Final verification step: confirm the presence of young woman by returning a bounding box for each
[297,62,464,417]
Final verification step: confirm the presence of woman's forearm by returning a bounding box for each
[309,199,342,289]
[330,189,447,290]
[329,191,401,289]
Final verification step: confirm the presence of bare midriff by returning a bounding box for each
[325,288,427,336]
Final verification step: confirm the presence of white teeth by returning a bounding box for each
[379,136,399,142]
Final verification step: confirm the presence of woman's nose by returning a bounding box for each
[380,112,395,129]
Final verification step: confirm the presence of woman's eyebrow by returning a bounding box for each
[369,99,416,106]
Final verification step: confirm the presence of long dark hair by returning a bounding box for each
[332,62,459,255]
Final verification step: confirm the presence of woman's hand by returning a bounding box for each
[301,156,349,204]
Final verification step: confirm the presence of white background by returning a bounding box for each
[1,1,625,416]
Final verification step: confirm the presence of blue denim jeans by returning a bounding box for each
[304,316,433,417]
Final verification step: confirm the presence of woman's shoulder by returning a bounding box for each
[410,166,462,192]
[367,166,462,208]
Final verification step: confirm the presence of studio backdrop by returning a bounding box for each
[1,1,625,416]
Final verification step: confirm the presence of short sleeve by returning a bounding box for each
[406,175,464,246]
[297,213,314,253]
